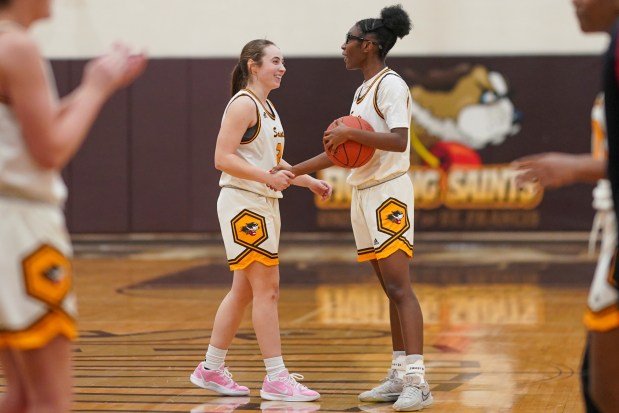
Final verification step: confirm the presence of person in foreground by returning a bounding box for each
[189,39,331,402]
[277,5,431,411]
[0,1,147,412]
[514,1,619,411]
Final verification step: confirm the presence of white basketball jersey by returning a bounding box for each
[219,89,285,198]
[0,21,67,205]
[347,68,413,187]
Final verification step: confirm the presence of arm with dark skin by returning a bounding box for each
[282,121,409,176]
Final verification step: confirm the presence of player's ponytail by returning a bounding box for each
[230,62,247,96]
[230,39,276,96]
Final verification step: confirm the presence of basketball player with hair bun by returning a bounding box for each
[280,4,432,411]
[189,38,330,402]
[0,0,147,412]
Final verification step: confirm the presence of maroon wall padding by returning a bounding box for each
[67,61,131,232]
[58,55,602,233]
[129,60,192,232]
[187,60,232,232]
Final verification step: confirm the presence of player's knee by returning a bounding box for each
[383,282,411,304]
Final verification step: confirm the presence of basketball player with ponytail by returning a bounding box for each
[189,39,329,402]
[280,4,432,411]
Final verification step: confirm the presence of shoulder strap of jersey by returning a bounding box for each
[227,91,261,144]
[373,70,405,120]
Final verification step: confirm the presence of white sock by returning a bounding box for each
[204,345,227,370]
[405,354,426,383]
[264,356,286,381]
[392,351,406,379]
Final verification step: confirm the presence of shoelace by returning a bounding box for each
[400,382,421,398]
[218,366,235,382]
[381,369,399,383]
[283,373,309,390]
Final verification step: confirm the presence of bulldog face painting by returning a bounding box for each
[406,64,522,170]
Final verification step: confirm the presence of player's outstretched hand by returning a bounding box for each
[512,152,579,189]
[83,43,148,98]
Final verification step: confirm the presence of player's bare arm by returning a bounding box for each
[215,96,294,190]
[2,37,146,170]
[512,152,606,189]
[323,122,408,153]
[278,159,332,200]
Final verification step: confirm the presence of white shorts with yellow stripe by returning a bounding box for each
[351,173,414,262]
[0,197,77,350]
[218,187,280,271]
[584,245,619,332]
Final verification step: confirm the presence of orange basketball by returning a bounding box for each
[324,115,375,168]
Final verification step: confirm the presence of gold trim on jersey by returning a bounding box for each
[373,72,405,120]
[228,250,279,270]
[357,247,376,261]
[607,248,618,288]
[231,93,261,144]
[355,67,392,104]
[584,305,619,332]
[0,309,77,350]
[242,88,276,120]
[584,249,619,331]
[228,209,279,270]
[356,243,414,262]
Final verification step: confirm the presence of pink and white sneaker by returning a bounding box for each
[260,370,320,402]
[190,362,250,396]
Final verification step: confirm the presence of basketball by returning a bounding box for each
[324,115,375,168]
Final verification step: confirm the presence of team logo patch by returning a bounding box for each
[241,222,260,236]
[22,244,72,307]
[387,210,404,224]
[377,198,410,235]
[232,210,268,247]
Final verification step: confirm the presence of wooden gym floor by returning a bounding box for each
[2,234,595,412]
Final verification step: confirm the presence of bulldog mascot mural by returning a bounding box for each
[405,63,522,170]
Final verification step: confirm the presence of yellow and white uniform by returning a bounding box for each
[348,68,414,262]
[218,89,285,270]
[584,93,619,331]
[0,21,75,350]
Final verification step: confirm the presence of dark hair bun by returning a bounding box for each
[381,4,412,38]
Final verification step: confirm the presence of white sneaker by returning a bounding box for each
[392,375,433,411]
[358,369,403,402]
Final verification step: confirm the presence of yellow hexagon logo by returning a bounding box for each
[22,244,72,307]
[376,198,410,235]
[231,209,268,247]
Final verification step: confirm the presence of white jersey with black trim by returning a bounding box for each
[0,21,67,206]
[218,89,285,198]
[347,67,413,187]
